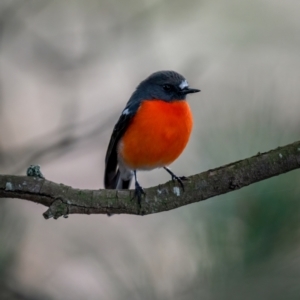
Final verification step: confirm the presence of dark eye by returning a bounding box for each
[163,84,172,91]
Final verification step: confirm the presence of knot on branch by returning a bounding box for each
[43,198,68,220]
[229,177,241,190]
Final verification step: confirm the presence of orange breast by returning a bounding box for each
[118,99,193,170]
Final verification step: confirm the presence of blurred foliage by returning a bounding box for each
[0,202,52,299]
[179,171,300,299]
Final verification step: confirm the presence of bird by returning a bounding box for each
[104,70,200,204]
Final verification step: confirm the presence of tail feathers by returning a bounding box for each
[105,168,132,190]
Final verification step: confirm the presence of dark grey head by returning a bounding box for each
[135,70,200,102]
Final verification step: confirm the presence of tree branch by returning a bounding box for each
[1,140,300,219]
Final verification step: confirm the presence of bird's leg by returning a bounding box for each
[133,170,145,206]
[163,167,187,191]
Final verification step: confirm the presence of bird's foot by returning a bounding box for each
[134,180,145,207]
[164,167,187,191]
[171,174,187,191]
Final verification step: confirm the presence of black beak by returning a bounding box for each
[181,87,201,94]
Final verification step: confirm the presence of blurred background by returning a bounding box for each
[1,0,300,299]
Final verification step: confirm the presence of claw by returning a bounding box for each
[133,170,145,207]
[164,167,187,191]
[134,180,145,207]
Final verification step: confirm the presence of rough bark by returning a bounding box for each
[1,140,300,219]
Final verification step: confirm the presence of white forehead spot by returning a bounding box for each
[179,79,189,90]
[122,108,130,115]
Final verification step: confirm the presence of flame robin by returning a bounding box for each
[104,70,200,203]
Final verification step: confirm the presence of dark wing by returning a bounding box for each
[104,99,140,189]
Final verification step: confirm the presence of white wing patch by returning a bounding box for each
[179,79,189,90]
[122,108,130,115]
